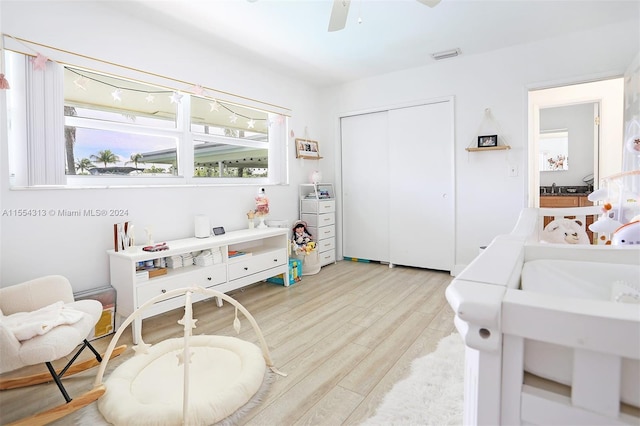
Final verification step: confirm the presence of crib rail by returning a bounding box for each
[503,290,639,358]
[519,385,636,426]
[501,289,640,424]
[448,207,640,425]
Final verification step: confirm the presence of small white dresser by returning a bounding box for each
[107,228,289,342]
[299,183,336,266]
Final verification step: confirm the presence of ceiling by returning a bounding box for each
[112,0,638,87]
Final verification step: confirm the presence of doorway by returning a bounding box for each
[527,78,624,207]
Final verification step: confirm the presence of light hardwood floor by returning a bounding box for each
[0,260,455,425]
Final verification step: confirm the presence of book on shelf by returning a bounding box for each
[304,192,332,200]
[228,250,252,258]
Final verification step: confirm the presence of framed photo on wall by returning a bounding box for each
[478,135,498,148]
[295,138,321,158]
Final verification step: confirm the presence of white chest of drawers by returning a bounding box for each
[108,228,289,342]
[299,183,337,267]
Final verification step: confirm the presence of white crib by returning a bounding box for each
[447,207,640,425]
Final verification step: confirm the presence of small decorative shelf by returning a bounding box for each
[467,108,511,152]
[466,145,511,152]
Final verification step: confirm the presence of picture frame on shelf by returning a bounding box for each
[478,135,498,148]
[295,138,321,159]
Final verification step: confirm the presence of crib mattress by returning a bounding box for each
[521,259,640,407]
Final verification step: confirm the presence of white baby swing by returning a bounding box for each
[93,286,286,426]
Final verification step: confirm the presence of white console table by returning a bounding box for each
[108,228,289,343]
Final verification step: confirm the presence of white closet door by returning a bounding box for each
[341,111,390,262]
[388,101,454,270]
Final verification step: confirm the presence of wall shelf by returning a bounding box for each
[466,145,511,152]
[467,108,511,152]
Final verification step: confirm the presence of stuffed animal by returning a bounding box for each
[541,218,591,244]
[612,220,640,245]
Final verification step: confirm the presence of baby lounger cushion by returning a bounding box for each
[98,335,266,425]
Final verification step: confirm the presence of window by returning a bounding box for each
[5,50,288,187]
[189,96,270,179]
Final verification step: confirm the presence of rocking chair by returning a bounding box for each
[0,275,126,425]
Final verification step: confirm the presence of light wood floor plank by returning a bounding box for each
[339,311,435,396]
[294,385,365,426]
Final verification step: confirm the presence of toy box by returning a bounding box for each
[73,285,116,340]
[267,258,302,286]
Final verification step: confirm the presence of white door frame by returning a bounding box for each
[527,78,624,208]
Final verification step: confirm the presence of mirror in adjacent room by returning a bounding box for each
[538,102,597,193]
[539,130,569,172]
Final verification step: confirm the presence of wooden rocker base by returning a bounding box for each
[5,385,106,426]
[0,344,127,391]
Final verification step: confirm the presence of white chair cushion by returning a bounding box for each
[3,301,85,341]
[0,299,102,373]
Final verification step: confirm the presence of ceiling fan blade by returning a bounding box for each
[328,0,351,32]
[416,0,441,7]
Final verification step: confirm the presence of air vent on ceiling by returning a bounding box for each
[432,48,461,61]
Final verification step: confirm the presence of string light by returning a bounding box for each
[67,67,270,128]
[4,32,281,128]
[111,88,122,102]
[73,76,88,90]
[192,84,205,96]
[169,91,183,104]
[31,52,48,70]
[3,33,291,123]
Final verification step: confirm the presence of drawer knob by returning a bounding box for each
[244,267,249,271]
[161,289,167,293]
[207,277,212,281]
[273,258,278,262]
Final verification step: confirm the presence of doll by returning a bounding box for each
[292,221,313,252]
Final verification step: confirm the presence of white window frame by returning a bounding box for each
[6,51,289,189]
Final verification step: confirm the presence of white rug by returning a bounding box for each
[362,332,465,426]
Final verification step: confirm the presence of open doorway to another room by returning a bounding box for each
[528,78,624,208]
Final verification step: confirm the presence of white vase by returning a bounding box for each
[257,216,267,229]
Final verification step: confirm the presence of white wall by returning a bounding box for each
[0,1,326,290]
[1,2,637,287]
[322,18,639,273]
